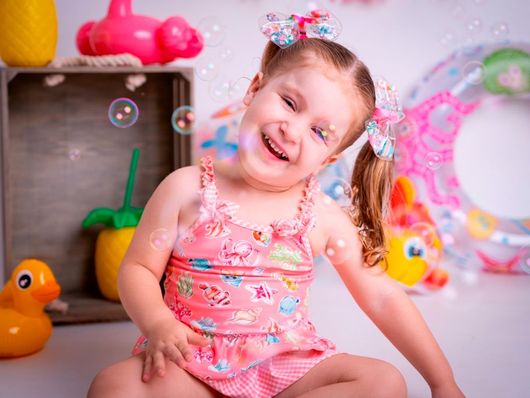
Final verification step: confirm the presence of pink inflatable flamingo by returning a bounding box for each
[76,0,203,64]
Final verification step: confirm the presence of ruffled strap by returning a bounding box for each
[272,174,320,237]
[199,156,218,211]
[297,174,319,233]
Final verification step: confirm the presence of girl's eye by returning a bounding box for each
[312,126,328,142]
[282,97,296,111]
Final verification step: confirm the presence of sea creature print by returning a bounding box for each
[268,243,303,269]
[252,230,271,247]
[226,308,262,325]
[199,282,231,306]
[278,296,300,316]
[218,238,260,267]
[220,269,244,287]
[204,219,231,238]
[191,317,217,333]
[188,258,212,271]
[245,282,278,305]
[193,346,214,363]
[209,359,231,373]
[273,272,299,291]
[172,301,192,321]
[177,272,194,298]
[262,317,283,334]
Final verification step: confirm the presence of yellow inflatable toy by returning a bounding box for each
[0,259,61,358]
[384,176,449,292]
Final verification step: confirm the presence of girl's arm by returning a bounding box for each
[118,166,209,380]
[319,200,463,397]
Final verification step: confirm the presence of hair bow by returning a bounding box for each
[259,10,342,49]
[365,78,405,161]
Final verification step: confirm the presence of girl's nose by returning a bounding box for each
[280,120,302,143]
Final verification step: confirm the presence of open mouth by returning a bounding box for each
[261,133,289,161]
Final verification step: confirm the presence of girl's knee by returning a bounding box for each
[87,364,135,398]
[371,360,407,398]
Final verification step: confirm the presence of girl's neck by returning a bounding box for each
[214,156,304,195]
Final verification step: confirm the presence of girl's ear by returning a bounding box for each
[243,72,264,106]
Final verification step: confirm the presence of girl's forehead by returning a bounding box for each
[271,65,357,123]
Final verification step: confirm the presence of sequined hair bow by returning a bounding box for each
[259,10,342,49]
[364,78,404,161]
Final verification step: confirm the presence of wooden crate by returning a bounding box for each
[0,66,193,323]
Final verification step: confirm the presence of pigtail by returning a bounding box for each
[350,141,394,267]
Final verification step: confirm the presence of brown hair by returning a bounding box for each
[260,38,394,267]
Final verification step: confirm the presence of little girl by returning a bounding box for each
[88,10,464,398]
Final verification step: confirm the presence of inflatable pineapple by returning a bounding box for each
[0,0,58,66]
[82,149,143,301]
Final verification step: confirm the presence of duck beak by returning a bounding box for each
[31,280,61,303]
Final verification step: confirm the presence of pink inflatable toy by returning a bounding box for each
[76,0,203,64]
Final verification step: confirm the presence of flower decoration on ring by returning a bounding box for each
[365,78,405,161]
[259,10,342,49]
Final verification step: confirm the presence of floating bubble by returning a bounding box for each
[425,151,443,170]
[108,98,139,128]
[490,22,509,40]
[209,77,247,102]
[195,57,220,81]
[68,148,81,161]
[149,228,172,251]
[462,61,485,85]
[197,16,226,47]
[218,47,234,62]
[439,31,456,47]
[466,18,482,35]
[171,106,195,135]
[327,177,353,207]
[521,251,530,275]
[409,222,437,247]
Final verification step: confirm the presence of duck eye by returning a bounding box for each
[16,270,33,290]
[403,237,426,259]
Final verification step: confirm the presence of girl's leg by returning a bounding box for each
[275,353,407,398]
[87,354,221,398]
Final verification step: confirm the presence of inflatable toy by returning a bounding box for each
[76,0,203,64]
[395,42,530,273]
[0,259,61,358]
[0,0,57,66]
[385,176,448,291]
[82,148,143,301]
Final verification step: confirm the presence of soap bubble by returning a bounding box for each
[462,61,485,85]
[149,228,172,251]
[108,98,139,128]
[425,151,443,170]
[171,106,195,135]
[197,16,226,47]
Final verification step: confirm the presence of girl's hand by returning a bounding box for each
[141,318,210,382]
[431,382,465,398]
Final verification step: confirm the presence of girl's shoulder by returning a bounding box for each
[313,191,361,240]
[152,164,202,207]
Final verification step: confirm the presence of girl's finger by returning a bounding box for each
[153,351,166,377]
[142,354,153,382]
[176,340,193,362]
[188,332,210,347]
[165,344,187,367]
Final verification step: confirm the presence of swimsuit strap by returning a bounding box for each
[296,174,320,234]
[199,156,219,211]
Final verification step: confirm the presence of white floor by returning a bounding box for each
[1,262,529,398]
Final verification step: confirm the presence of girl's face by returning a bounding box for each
[237,64,358,191]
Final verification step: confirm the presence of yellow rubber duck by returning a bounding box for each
[0,259,61,358]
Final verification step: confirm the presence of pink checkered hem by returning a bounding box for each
[201,348,339,398]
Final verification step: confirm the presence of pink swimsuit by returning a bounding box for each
[133,156,337,397]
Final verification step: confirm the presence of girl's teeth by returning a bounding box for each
[264,135,287,159]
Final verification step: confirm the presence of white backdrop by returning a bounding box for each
[53,0,530,219]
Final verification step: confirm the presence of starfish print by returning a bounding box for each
[245,282,278,305]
